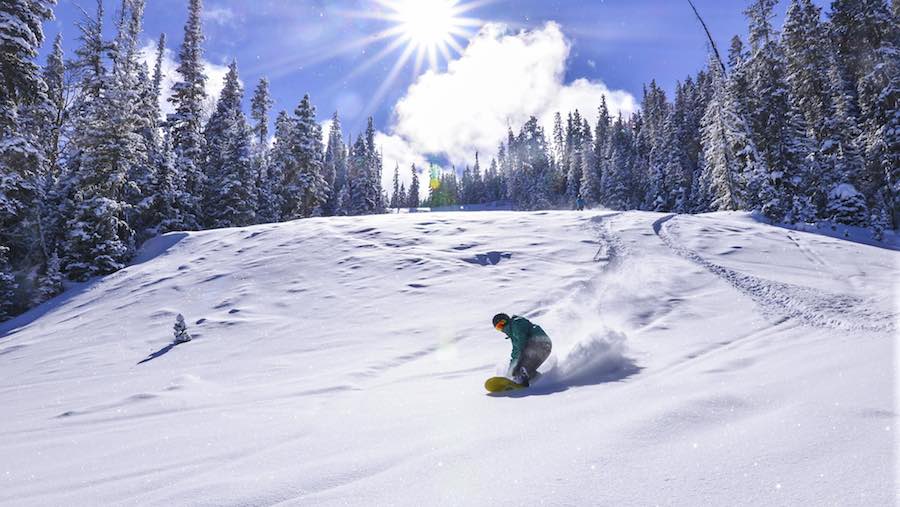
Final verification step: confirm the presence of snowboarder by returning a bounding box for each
[575,196,585,211]
[493,313,552,386]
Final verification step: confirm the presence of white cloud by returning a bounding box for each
[202,6,237,27]
[544,78,637,131]
[138,43,237,122]
[382,22,637,169]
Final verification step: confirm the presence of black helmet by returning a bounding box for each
[492,313,510,328]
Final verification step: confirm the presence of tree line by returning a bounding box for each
[0,0,388,320]
[1,0,897,323]
[387,0,897,238]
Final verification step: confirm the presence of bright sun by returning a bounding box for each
[336,0,485,117]
[393,0,459,49]
[369,0,482,72]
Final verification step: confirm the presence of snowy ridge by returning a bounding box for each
[0,210,896,506]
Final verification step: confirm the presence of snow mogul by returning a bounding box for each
[492,313,552,387]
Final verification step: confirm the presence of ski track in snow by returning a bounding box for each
[653,214,895,333]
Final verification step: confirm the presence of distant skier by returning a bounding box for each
[492,313,552,386]
[575,196,585,211]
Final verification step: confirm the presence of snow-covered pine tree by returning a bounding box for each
[34,249,62,305]
[638,81,669,210]
[829,0,893,103]
[551,111,565,169]
[173,313,191,343]
[282,95,327,219]
[0,245,16,319]
[62,0,149,280]
[141,33,187,235]
[63,192,132,280]
[167,0,206,229]
[727,34,752,134]
[111,0,153,220]
[323,112,347,216]
[826,182,870,226]
[151,33,166,108]
[397,182,407,210]
[601,114,635,210]
[250,77,273,148]
[828,2,897,230]
[580,131,598,207]
[555,112,574,199]
[484,158,502,202]
[807,48,871,229]
[42,33,65,180]
[216,118,256,225]
[390,163,401,210]
[501,127,517,179]
[728,35,747,71]
[471,152,484,204]
[565,113,589,206]
[0,0,55,267]
[742,0,811,221]
[31,33,67,263]
[0,0,55,116]
[673,77,706,212]
[689,70,716,212]
[348,135,374,214]
[510,116,553,210]
[144,132,183,235]
[815,53,868,222]
[699,53,750,211]
[203,61,256,227]
[249,77,273,223]
[854,4,899,229]
[261,110,291,222]
[128,29,169,242]
[783,0,832,142]
[584,98,610,206]
[659,101,690,212]
[364,117,385,213]
[576,119,592,205]
[125,60,159,240]
[334,185,349,216]
[407,164,420,208]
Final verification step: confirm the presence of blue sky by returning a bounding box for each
[41,0,828,181]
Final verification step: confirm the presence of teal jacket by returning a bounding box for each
[502,316,551,366]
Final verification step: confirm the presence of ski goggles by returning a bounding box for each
[494,320,507,331]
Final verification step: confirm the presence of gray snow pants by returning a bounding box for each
[512,339,552,381]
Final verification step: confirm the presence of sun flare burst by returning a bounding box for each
[340,0,486,116]
[387,0,468,55]
[371,0,484,72]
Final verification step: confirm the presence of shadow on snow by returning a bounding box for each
[137,341,187,365]
[487,360,643,398]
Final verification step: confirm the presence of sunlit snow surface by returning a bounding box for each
[0,211,896,505]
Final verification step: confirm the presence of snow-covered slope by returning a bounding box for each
[0,211,896,506]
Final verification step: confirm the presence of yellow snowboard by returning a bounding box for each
[484,376,527,393]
